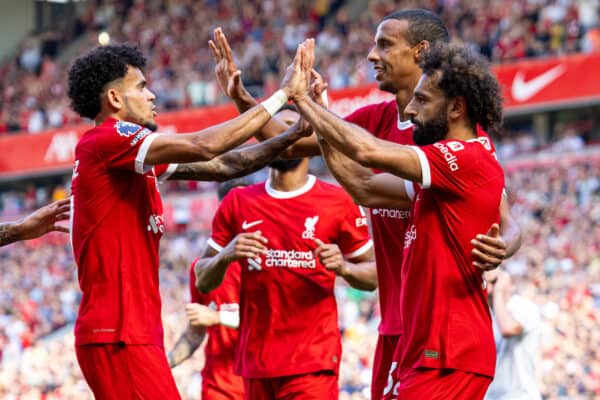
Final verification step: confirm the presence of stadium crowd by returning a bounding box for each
[2,0,600,134]
[0,152,598,399]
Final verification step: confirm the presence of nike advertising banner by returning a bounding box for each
[2,52,600,178]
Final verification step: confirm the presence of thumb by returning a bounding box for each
[486,223,500,238]
[313,238,325,257]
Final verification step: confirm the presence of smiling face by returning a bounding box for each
[404,72,450,146]
[108,66,157,131]
[367,19,421,94]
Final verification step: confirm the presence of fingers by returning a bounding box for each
[208,39,221,61]
[472,247,503,270]
[54,198,70,207]
[473,260,498,271]
[230,231,268,260]
[304,38,315,71]
[55,212,70,222]
[216,28,235,63]
[56,202,71,214]
[52,225,69,234]
[471,235,506,260]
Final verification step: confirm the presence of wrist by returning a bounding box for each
[261,89,288,116]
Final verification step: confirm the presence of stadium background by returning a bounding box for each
[0,0,598,398]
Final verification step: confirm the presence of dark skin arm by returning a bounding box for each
[209,28,321,158]
[0,199,70,246]
[144,27,304,166]
[167,324,206,368]
[195,231,268,293]
[167,120,311,181]
[314,238,377,291]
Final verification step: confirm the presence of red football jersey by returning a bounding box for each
[345,100,413,335]
[188,258,243,398]
[71,117,176,346]
[399,137,503,378]
[207,176,372,378]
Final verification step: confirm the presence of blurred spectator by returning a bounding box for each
[1,0,597,134]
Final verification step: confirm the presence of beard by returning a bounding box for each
[269,158,303,172]
[144,120,158,131]
[412,110,449,146]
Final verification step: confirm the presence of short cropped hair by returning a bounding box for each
[383,9,450,46]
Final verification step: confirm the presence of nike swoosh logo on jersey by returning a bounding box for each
[242,220,263,229]
[511,64,566,102]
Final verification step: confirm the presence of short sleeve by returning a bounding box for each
[507,295,541,334]
[188,258,206,305]
[95,120,158,174]
[154,163,179,183]
[207,190,238,252]
[336,200,373,259]
[410,140,479,194]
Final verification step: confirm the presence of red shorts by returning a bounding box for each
[386,367,491,400]
[243,371,338,400]
[202,358,244,400]
[372,334,401,400]
[76,343,181,400]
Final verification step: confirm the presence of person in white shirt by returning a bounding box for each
[485,269,542,400]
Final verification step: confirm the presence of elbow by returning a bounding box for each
[190,138,221,161]
[195,275,214,294]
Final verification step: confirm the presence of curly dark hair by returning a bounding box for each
[383,9,449,46]
[67,44,146,120]
[420,43,503,137]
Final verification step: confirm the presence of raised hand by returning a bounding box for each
[281,38,315,101]
[310,69,329,107]
[471,223,507,271]
[208,27,250,102]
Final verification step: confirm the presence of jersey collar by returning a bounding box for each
[265,175,317,199]
[397,116,413,130]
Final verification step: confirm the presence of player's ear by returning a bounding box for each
[105,85,123,112]
[414,40,429,63]
[448,96,466,121]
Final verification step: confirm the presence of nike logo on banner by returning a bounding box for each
[511,64,566,102]
[242,220,263,229]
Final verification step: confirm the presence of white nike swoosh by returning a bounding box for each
[511,64,566,102]
[242,220,263,229]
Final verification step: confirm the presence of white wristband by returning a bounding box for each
[321,89,329,108]
[261,89,288,116]
[218,310,240,328]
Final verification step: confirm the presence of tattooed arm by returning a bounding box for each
[167,324,206,368]
[167,120,310,182]
[0,199,70,247]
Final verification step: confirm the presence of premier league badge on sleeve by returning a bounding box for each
[115,121,142,137]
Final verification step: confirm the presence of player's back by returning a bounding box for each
[71,118,166,346]
[399,137,504,378]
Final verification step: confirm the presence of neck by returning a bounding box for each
[446,120,478,141]
[95,111,121,126]
[395,73,422,120]
[269,170,309,192]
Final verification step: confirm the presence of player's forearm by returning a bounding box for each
[318,139,376,206]
[167,325,206,368]
[195,255,231,294]
[340,261,378,291]
[295,96,406,173]
[492,294,523,337]
[190,103,276,159]
[499,197,522,259]
[170,122,308,182]
[0,221,22,246]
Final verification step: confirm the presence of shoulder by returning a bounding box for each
[346,100,396,121]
